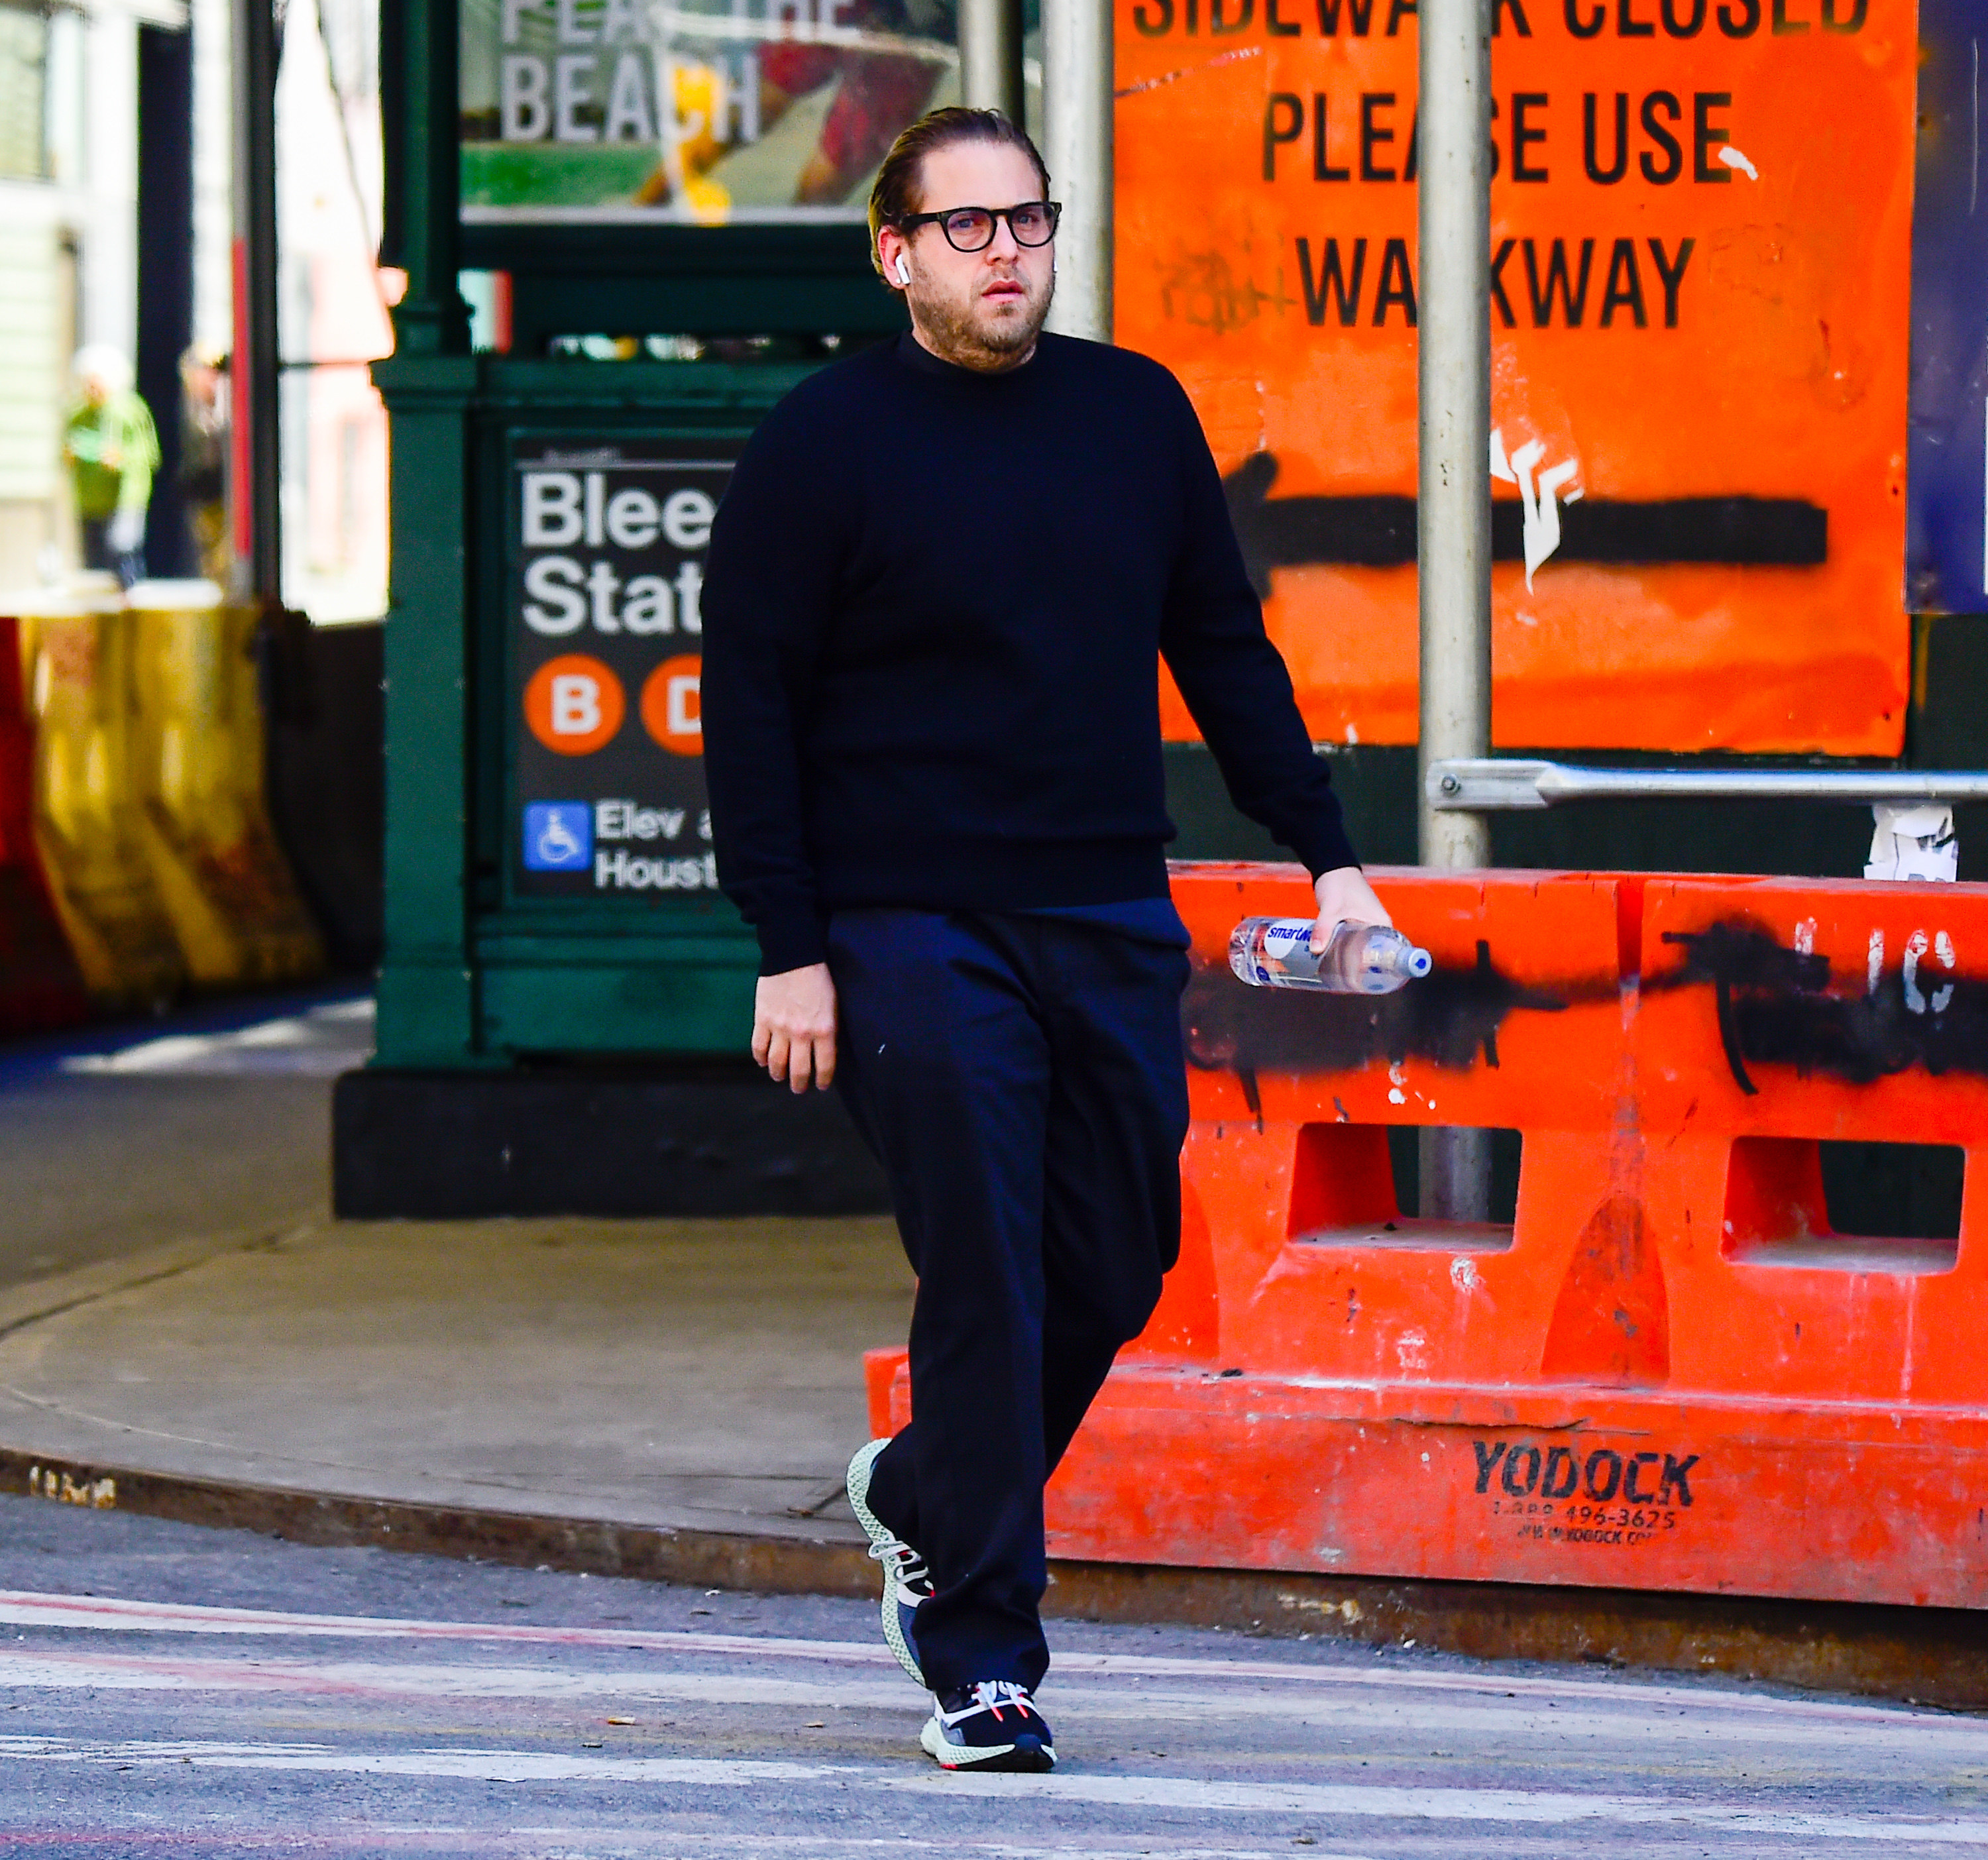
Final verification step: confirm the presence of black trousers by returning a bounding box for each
[828,908,1191,1694]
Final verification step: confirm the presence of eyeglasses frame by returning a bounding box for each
[892,200,1064,254]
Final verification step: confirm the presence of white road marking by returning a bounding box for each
[0,1649,914,1710]
[510,1844,1370,1860]
[0,1830,1370,1860]
[0,1587,916,1662]
[0,1588,1960,1737]
[506,1842,1374,1859]
[0,1736,1981,1841]
[1,1645,1985,1759]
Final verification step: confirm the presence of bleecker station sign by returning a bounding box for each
[1116,0,1917,757]
[510,445,726,899]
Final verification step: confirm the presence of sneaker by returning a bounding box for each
[846,1438,931,1688]
[920,1680,1056,1773]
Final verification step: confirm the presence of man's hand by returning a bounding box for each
[753,962,838,1093]
[1310,865,1392,955]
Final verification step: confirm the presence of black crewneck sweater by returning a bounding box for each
[701,331,1358,975]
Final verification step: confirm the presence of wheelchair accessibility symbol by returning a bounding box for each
[523,802,592,872]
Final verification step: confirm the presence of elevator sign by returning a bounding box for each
[509,443,732,897]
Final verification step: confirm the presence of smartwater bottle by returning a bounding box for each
[1229,917,1433,994]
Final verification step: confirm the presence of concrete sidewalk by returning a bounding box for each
[0,1214,911,1557]
[0,986,913,1586]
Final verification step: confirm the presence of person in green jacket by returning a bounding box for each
[64,347,160,589]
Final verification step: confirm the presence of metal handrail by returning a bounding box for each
[1425,759,1988,812]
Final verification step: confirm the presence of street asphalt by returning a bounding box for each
[3,1494,1987,1857]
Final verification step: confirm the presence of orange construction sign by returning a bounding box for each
[1116,0,1916,754]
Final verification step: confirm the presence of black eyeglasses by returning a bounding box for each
[894,201,1062,253]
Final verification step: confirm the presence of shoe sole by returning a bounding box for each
[845,1439,926,1688]
[919,1717,1056,1773]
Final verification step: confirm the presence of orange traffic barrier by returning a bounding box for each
[0,612,89,1034]
[866,862,1988,1612]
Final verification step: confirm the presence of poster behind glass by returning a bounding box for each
[461,0,961,226]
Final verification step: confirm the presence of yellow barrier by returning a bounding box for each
[11,584,186,1010]
[125,580,324,989]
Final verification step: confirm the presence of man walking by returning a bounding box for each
[702,107,1387,1774]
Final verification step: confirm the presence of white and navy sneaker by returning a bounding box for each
[846,1438,932,1687]
[920,1680,1056,1772]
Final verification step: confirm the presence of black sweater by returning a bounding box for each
[701,332,1358,975]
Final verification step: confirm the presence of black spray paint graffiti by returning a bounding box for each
[1186,912,1988,1108]
[1661,918,1988,1095]
[1182,940,1569,1113]
[1222,451,1827,600]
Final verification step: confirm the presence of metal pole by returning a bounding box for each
[378,0,469,358]
[960,0,1026,123]
[229,0,281,605]
[1415,0,1493,1221]
[1427,758,1988,810]
[1042,0,1111,343]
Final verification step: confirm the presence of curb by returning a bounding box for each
[11,1444,1988,1713]
[5,1448,878,1600]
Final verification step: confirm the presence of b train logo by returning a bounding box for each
[522,652,701,757]
[524,654,626,755]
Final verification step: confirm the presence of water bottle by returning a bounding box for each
[1229,916,1433,994]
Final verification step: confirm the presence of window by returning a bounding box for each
[0,4,47,182]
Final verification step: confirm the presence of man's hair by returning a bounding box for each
[867,107,1052,282]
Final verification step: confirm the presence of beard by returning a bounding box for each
[916,265,1055,368]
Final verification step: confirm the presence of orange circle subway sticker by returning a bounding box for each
[640,654,703,756]
[524,654,625,755]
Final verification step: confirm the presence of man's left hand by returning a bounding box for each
[1310,865,1392,954]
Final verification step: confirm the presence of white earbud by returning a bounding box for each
[895,254,911,286]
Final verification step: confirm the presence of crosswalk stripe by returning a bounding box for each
[0,1649,916,1709]
[1,1645,1984,1757]
[0,1830,1374,1860]
[504,1843,1379,1860]
[502,1841,1376,1859]
[0,1589,1953,1735]
[0,1736,1981,1841]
